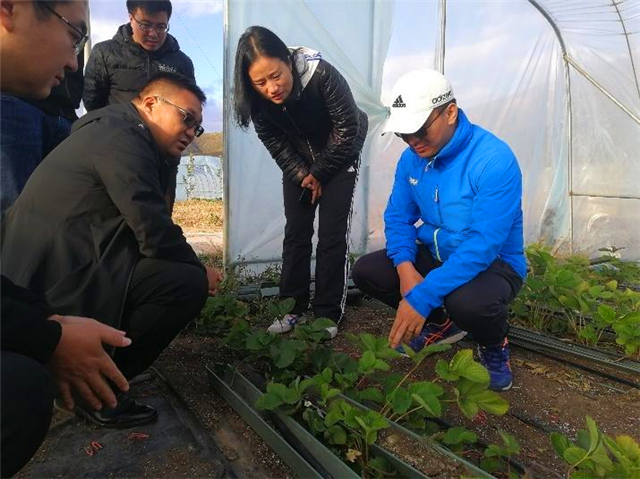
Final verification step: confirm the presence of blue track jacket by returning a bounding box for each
[384,109,526,318]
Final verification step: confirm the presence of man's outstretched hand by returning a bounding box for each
[48,315,131,411]
[388,300,426,349]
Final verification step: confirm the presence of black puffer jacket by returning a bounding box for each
[83,24,195,111]
[252,48,368,184]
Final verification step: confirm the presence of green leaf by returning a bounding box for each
[254,392,283,411]
[596,305,617,324]
[442,427,477,446]
[449,349,490,384]
[586,416,601,453]
[273,346,297,368]
[436,359,458,381]
[280,297,296,315]
[324,409,343,428]
[411,393,442,417]
[409,381,445,398]
[480,457,503,473]
[564,446,588,466]
[498,431,520,455]
[484,444,503,458]
[388,388,412,414]
[324,425,347,445]
[613,435,640,461]
[550,432,570,457]
[605,280,618,291]
[475,390,509,416]
[412,343,452,365]
[359,387,384,403]
[359,350,377,372]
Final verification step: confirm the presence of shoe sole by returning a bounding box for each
[490,380,513,392]
[74,406,159,429]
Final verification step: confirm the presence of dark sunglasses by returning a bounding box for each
[42,3,88,56]
[395,106,445,141]
[155,96,204,137]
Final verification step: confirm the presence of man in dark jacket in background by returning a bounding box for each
[83,0,194,111]
[0,54,84,214]
[2,72,222,426]
[0,2,133,477]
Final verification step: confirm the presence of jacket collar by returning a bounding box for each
[430,108,473,165]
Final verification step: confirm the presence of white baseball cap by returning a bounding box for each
[382,69,454,135]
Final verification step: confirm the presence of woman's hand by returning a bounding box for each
[301,174,322,204]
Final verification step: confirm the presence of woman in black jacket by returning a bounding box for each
[234,26,368,337]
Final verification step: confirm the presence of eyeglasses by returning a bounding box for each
[132,16,170,34]
[395,106,445,141]
[42,3,88,56]
[155,96,204,137]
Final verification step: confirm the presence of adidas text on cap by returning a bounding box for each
[382,69,454,135]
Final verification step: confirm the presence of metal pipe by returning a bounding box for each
[222,0,230,270]
[565,54,640,125]
[526,0,574,253]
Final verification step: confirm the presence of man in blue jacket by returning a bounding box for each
[352,69,526,391]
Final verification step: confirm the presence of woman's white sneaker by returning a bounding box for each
[267,314,303,334]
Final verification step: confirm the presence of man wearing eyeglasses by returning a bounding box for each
[352,69,526,392]
[83,0,194,112]
[2,72,221,433]
[0,0,88,214]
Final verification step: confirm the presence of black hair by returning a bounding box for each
[140,72,206,104]
[32,1,73,20]
[126,0,172,19]
[233,25,291,129]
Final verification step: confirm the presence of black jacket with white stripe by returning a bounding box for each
[251,48,368,185]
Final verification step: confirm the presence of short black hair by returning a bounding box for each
[140,72,206,104]
[233,26,291,129]
[126,0,172,19]
[32,1,73,20]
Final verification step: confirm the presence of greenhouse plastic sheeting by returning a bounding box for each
[224,0,640,269]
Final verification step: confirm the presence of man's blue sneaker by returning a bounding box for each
[478,338,513,391]
[397,319,467,356]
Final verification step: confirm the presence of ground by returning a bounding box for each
[19,202,638,478]
[155,298,640,478]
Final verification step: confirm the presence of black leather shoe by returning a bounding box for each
[75,392,158,429]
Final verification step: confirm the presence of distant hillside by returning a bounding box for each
[183,132,223,157]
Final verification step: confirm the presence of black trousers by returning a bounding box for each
[0,258,207,477]
[351,245,523,345]
[113,257,209,380]
[1,352,55,478]
[280,161,359,322]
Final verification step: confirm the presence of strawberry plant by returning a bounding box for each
[550,416,640,478]
[480,431,521,478]
[252,330,508,477]
[512,244,640,356]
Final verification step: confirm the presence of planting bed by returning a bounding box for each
[158,291,639,479]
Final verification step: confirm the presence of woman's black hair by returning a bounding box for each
[233,26,291,129]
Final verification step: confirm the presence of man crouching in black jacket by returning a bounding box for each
[2,72,222,434]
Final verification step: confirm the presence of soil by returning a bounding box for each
[156,296,640,479]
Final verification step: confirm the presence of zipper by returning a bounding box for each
[283,106,316,163]
[434,185,443,224]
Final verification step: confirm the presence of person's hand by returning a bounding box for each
[388,300,426,348]
[311,183,323,204]
[47,315,131,411]
[301,173,320,191]
[206,266,223,296]
[397,262,424,296]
